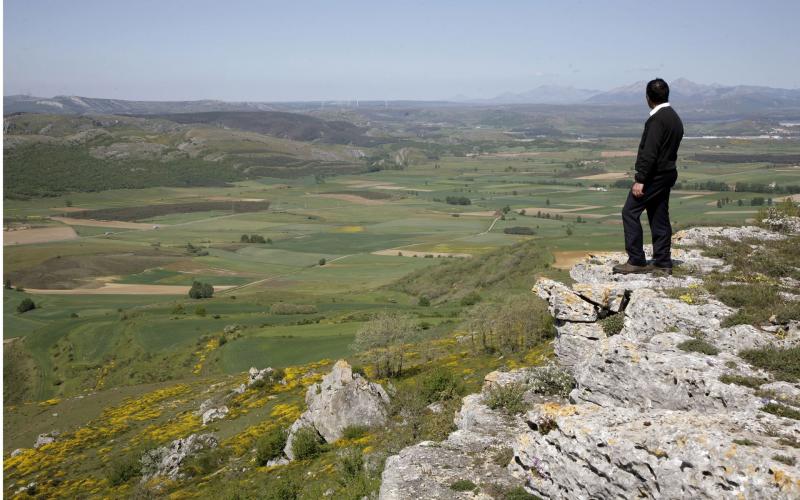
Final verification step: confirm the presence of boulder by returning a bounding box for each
[247,366,280,387]
[141,433,218,480]
[533,278,597,322]
[284,360,389,460]
[201,406,229,425]
[33,431,59,449]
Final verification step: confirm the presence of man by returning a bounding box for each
[613,78,684,275]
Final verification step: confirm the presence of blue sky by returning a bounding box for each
[4,0,799,101]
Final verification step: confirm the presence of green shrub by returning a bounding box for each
[195,306,207,317]
[291,427,323,460]
[526,363,575,398]
[677,339,719,356]
[256,428,287,465]
[262,476,300,500]
[450,479,478,491]
[761,403,800,420]
[739,346,800,382]
[183,447,230,477]
[338,447,364,480]
[773,454,797,466]
[718,374,765,388]
[459,291,482,306]
[504,486,543,499]
[733,438,757,446]
[484,382,527,415]
[418,295,431,307]
[600,314,624,336]
[107,452,142,485]
[318,258,326,266]
[17,298,36,314]
[419,367,464,403]
[341,425,369,440]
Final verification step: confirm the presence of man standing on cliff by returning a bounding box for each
[613,78,684,275]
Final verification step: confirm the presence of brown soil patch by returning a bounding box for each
[552,250,592,270]
[601,150,637,158]
[307,194,386,205]
[679,194,705,200]
[372,249,471,258]
[576,172,629,180]
[26,283,237,295]
[4,226,78,246]
[50,217,157,230]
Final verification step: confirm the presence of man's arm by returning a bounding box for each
[634,118,665,183]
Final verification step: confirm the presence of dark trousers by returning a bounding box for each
[621,170,677,267]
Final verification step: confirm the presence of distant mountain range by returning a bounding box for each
[462,78,800,110]
[5,79,800,115]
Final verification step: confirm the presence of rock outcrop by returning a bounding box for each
[33,431,59,449]
[284,360,389,460]
[380,226,800,499]
[140,433,218,480]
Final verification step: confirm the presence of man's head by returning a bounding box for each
[646,78,669,108]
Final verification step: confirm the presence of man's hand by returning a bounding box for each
[632,182,645,198]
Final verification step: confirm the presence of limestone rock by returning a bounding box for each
[622,288,733,342]
[33,431,59,449]
[201,406,229,425]
[247,366,280,387]
[553,321,607,368]
[380,395,527,500]
[533,278,597,322]
[570,331,761,411]
[141,433,218,480]
[571,283,627,312]
[284,360,389,460]
[673,225,786,247]
[511,403,800,499]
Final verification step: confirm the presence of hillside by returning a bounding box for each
[2,112,368,198]
[149,111,381,147]
[5,202,799,498]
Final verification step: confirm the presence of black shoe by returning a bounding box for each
[647,264,673,276]
[612,262,650,274]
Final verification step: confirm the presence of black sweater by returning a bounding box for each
[634,106,684,183]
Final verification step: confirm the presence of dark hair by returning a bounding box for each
[646,78,669,104]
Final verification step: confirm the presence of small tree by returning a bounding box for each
[352,312,418,377]
[418,296,431,307]
[17,298,36,314]
[189,281,214,299]
[240,234,250,243]
[318,258,326,266]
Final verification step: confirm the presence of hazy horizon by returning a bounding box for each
[4,0,800,101]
